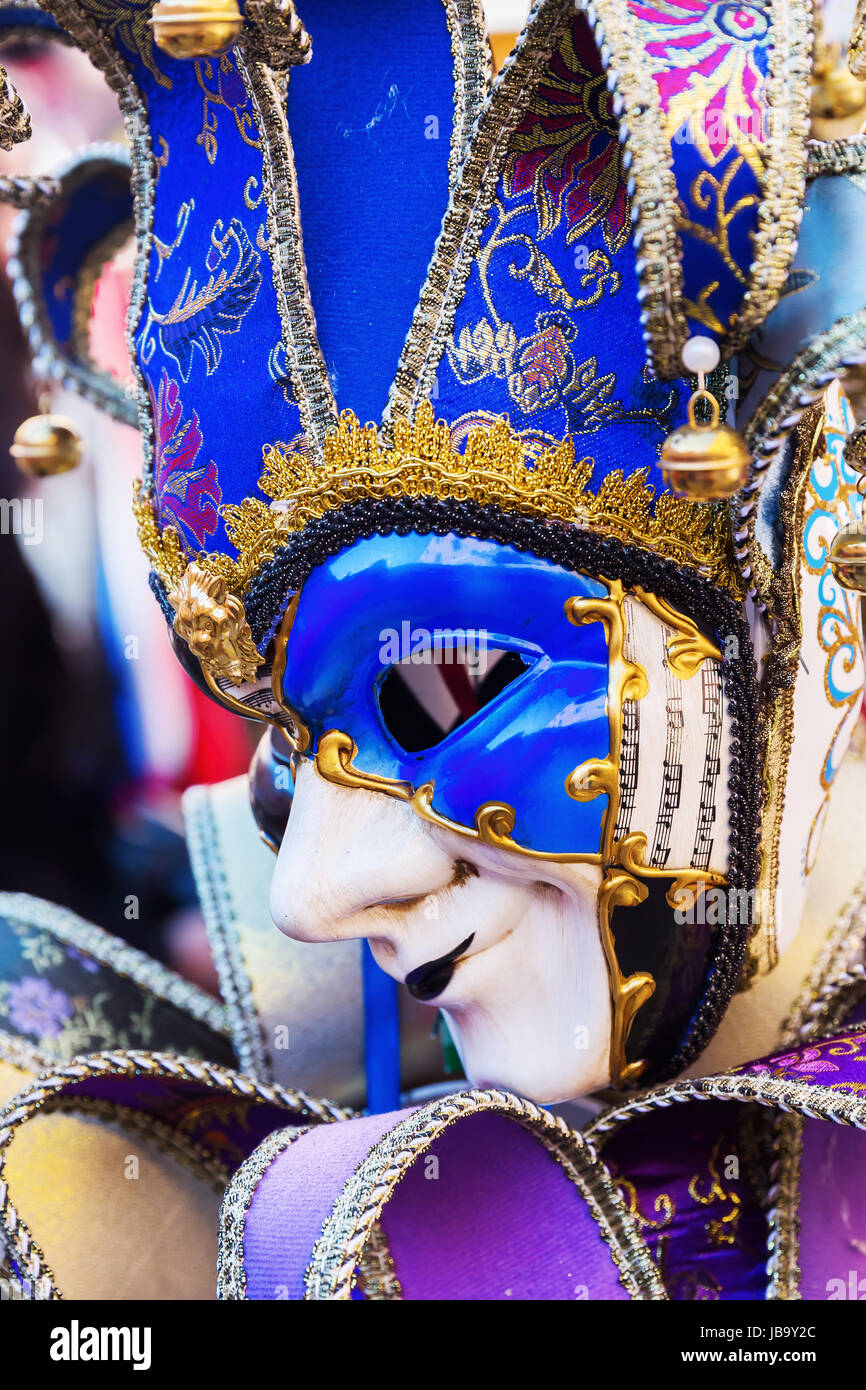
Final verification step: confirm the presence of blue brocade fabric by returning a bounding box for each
[436,14,691,493]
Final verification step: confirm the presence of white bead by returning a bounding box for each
[681,334,720,376]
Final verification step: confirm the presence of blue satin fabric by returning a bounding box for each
[55,0,464,565]
[280,534,612,857]
[288,0,458,424]
[97,16,303,553]
[24,2,783,593]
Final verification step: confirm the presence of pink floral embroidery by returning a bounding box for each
[750,1046,839,1076]
[505,17,629,255]
[630,0,769,167]
[150,369,221,548]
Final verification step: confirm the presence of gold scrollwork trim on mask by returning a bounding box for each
[270,588,311,752]
[631,586,722,679]
[612,831,726,910]
[566,578,728,1086]
[566,578,656,1085]
[737,310,866,597]
[303,574,728,1089]
[313,731,602,866]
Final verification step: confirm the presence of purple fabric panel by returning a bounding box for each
[244,1107,411,1300]
[736,1028,866,1089]
[379,1112,629,1300]
[601,1101,767,1300]
[799,1117,866,1301]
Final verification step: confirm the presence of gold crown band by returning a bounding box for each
[134,401,743,602]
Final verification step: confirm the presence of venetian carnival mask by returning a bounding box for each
[6,0,866,1101]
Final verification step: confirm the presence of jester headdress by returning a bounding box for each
[5,0,866,1090]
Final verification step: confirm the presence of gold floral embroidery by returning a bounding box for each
[85,0,173,89]
[688,1136,741,1249]
[195,54,262,166]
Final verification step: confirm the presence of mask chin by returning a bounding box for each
[438,864,613,1103]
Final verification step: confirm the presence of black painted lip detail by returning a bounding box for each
[406,933,475,1002]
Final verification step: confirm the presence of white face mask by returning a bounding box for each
[268,580,738,1103]
[270,760,613,1102]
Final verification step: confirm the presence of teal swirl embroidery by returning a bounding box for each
[803,393,864,790]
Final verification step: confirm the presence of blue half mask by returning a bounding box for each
[280,533,611,858]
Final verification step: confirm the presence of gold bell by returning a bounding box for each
[150,0,243,60]
[661,389,751,502]
[10,413,84,477]
[829,520,866,593]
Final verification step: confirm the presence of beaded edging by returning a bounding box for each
[725,0,812,354]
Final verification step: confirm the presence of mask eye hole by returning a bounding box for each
[377,647,532,754]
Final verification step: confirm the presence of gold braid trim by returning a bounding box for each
[135,403,743,600]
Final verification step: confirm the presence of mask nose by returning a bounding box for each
[269,758,455,943]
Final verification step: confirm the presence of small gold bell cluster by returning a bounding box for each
[150,0,243,60]
[10,410,84,477]
[660,334,751,503]
[829,423,866,594]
